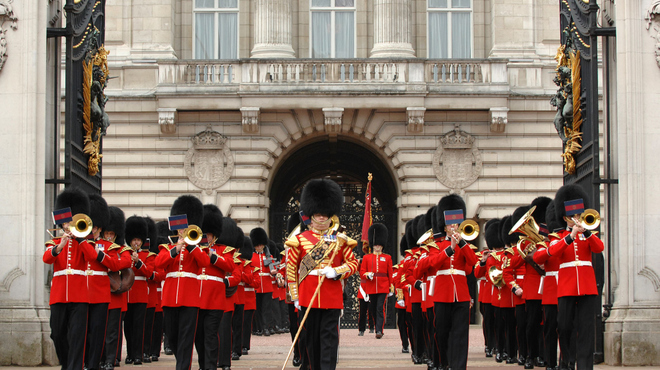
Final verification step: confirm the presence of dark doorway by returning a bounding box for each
[269,138,399,329]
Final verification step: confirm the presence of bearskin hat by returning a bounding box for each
[241,235,252,260]
[554,184,590,228]
[55,187,90,218]
[403,219,415,251]
[436,194,467,232]
[423,206,435,234]
[217,217,240,247]
[531,196,553,225]
[409,214,426,247]
[268,239,279,260]
[484,218,504,250]
[106,206,126,245]
[125,216,148,246]
[286,212,306,236]
[399,235,408,256]
[156,220,170,246]
[170,195,204,228]
[545,201,562,233]
[144,217,158,253]
[508,205,531,244]
[499,216,515,246]
[88,194,110,231]
[300,179,344,218]
[250,227,269,247]
[202,204,224,238]
[368,223,388,249]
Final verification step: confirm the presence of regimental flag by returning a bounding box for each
[144,238,151,249]
[564,199,585,216]
[200,235,209,247]
[299,211,311,226]
[168,214,189,231]
[52,208,73,225]
[361,173,373,249]
[444,209,464,225]
[538,223,549,236]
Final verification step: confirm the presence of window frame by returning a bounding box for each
[426,0,474,59]
[192,0,240,60]
[309,0,357,58]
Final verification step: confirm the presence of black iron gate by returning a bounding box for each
[271,180,398,329]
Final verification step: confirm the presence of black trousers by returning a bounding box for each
[411,302,425,359]
[280,300,289,328]
[195,309,223,370]
[516,303,527,359]
[287,304,301,360]
[271,297,282,328]
[124,302,147,361]
[434,301,470,370]
[299,307,341,370]
[255,292,275,332]
[117,311,125,361]
[396,308,410,349]
[425,306,439,368]
[558,295,597,370]
[86,302,109,370]
[405,311,414,354]
[525,299,543,360]
[543,304,558,367]
[50,302,88,370]
[143,307,155,358]
[242,309,254,350]
[102,308,122,366]
[357,298,374,332]
[232,304,244,354]
[150,311,163,357]
[367,293,387,333]
[218,310,234,367]
[482,303,495,351]
[163,306,199,370]
[496,307,517,358]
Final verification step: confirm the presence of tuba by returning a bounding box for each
[577,209,600,230]
[488,265,505,288]
[458,219,480,241]
[509,205,545,258]
[416,229,435,246]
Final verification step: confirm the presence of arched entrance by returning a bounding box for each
[268,137,398,329]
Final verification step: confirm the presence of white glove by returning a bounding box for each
[397,300,405,307]
[294,299,300,310]
[388,291,394,297]
[322,266,338,279]
[366,272,374,280]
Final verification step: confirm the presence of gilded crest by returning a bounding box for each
[432,125,482,192]
[184,128,234,194]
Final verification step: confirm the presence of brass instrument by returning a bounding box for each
[416,229,435,246]
[509,205,545,258]
[488,265,505,288]
[458,219,480,241]
[47,213,93,239]
[183,225,203,245]
[576,209,600,230]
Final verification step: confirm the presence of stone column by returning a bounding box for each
[250,0,295,58]
[370,0,415,58]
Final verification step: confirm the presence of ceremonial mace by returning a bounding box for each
[281,226,346,370]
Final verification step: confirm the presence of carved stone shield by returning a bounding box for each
[184,128,234,194]
[432,125,482,192]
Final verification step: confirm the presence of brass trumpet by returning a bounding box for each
[183,225,203,245]
[576,209,600,230]
[47,213,93,239]
[458,219,480,241]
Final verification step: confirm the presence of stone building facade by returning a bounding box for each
[0,0,658,366]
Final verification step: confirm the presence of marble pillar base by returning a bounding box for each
[0,306,56,366]
[604,306,660,366]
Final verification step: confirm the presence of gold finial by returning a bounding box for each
[367,173,373,182]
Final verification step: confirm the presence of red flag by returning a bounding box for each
[361,173,373,247]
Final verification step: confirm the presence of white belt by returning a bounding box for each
[546,271,558,277]
[516,275,525,280]
[239,282,245,286]
[157,288,162,292]
[53,269,86,277]
[134,276,147,281]
[259,273,271,276]
[198,274,224,283]
[308,270,323,276]
[166,272,199,279]
[244,287,255,292]
[559,261,592,269]
[435,268,466,276]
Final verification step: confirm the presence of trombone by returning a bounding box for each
[47,214,93,239]
[168,225,204,245]
[458,219,480,241]
[574,209,600,230]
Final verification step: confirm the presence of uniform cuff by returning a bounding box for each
[583,231,592,238]
[170,248,179,258]
[186,245,197,253]
[51,247,60,257]
[135,260,143,269]
[479,260,486,267]
[564,235,574,245]
[210,254,218,265]
[458,240,467,248]
[96,251,105,263]
[445,247,454,258]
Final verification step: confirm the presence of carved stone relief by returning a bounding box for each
[158,108,177,134]
[407,107,425,133]
[184,127,234,195]
[241,107,260,133]
[0,0,18,74]
[432,125,482,192]
[323,107,344,133]
[646,1,660,68]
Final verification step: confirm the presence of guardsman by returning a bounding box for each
[145,220,167,363]
[401,217,425,365]
[475,219,499,360]
[360,223,393,339]
[267,239,284,334]
[250,227,276,336]
[242,237,260,357]
[156,195,210,370]
[533,201,562,370]
[282,213,305,366]
[285,179,358,370]
[392,235,410,354]
[548,185,604,370]
[44,187,98,370]
[498,216,522,364]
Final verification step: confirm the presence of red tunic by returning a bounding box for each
[402,247,423,304]
[243,262,259,311]
[43,238,98,304]
[533,233,561,305]
[156,243,210,308]
[285,229,358,309]
[548,229,604,297]
[252,252,274,293]
[128,250,155,304]
[86,240,133,304]
[392,266,405,309]
[198,244,237,311]
[148,268,165,310]
[107,245,133,310]
[417,239,478,303]
[360,252,393,295]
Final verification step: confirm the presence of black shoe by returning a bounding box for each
[412,355,423,365]
[402,347,410,353]
[535,358,545,367]
[524,358,534,369]
[242,348,248,355]
[518,356,526,366]
[133,358,142,365]
[221,367,231,370]
[284,327,290,333]
[375,332,383,339]
[142,354,151,364]
[358,331,364,336]
[232,352,240,361]
[124,358,133,365]
[269,328,277,335]
[254,330,262,336]
[485,348,493,358]
[114,359,121,367]
[369,329,374,333]
[263,329,270,336]
[293,357,302,367]
[506,357,518,364]
[151,356,158,362]
[164,346,173,355]
[496,353,503,363]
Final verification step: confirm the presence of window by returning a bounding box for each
[193,0,238,59]
[310,0,355,58]
[428,0,472,58]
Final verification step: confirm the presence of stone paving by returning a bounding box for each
[2,326,654,369]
